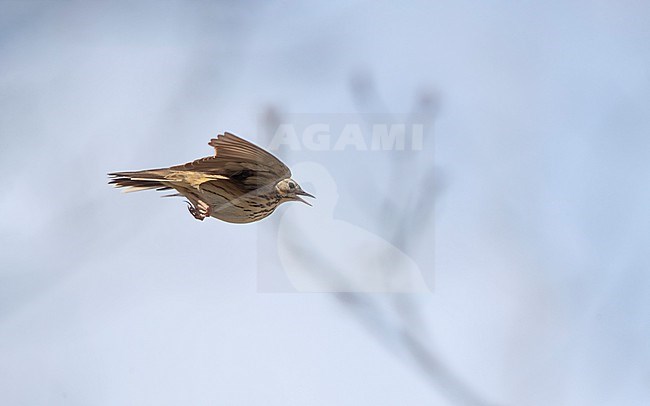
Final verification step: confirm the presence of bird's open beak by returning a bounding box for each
[295,190,315,206]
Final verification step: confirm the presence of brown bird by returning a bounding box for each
[108,132,314,223]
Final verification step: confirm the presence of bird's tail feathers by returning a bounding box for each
[108,169,172,193]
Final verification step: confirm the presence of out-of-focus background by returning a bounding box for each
[1,1,649,405]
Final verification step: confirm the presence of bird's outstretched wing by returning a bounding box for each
[173,132,291,190]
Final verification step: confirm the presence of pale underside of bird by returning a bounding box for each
[108,132,314,224]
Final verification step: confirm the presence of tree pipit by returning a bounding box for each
[108,132,314,223]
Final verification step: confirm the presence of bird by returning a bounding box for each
[108,132,314,224]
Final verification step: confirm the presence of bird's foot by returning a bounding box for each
[186,200,211,221]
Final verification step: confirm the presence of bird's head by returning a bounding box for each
[275,178,315,206]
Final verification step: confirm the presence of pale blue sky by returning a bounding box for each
[1,1,649,405]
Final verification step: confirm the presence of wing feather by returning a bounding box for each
[172,132,291,190]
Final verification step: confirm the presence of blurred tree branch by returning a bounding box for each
[259,73,499,406]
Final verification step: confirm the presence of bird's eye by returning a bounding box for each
[288,182,295,189]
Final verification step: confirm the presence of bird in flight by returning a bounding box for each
[108,132,314,223]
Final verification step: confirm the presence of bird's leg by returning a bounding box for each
[197,200,211,218]
[186,200,211,221]
[186,201,204,221]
